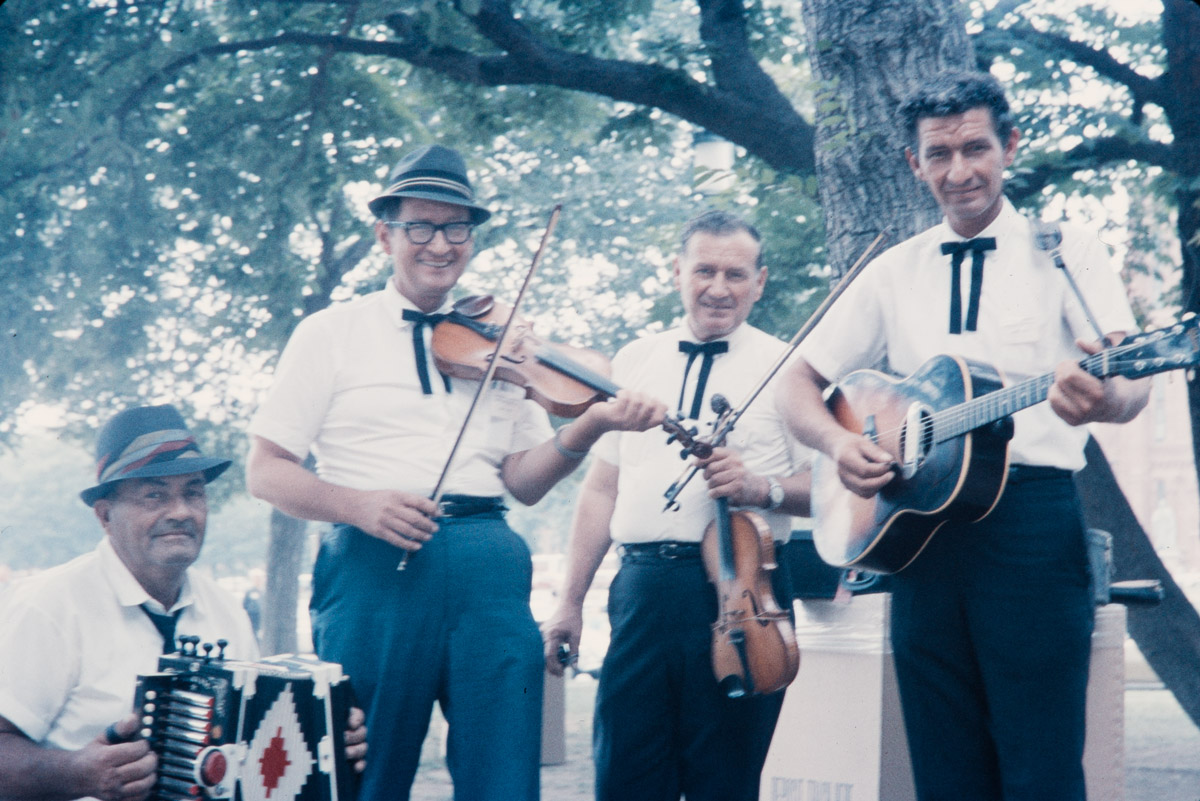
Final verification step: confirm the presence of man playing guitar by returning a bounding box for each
[776,70,1150,801]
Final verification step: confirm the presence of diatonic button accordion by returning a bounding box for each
[132,637,356,801]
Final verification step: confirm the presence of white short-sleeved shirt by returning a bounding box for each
[0,537,258,753]
[596,322,811,543]
[248,279,554,497]
[799,199,1137,471]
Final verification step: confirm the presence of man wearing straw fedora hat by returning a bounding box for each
[0,405,265,800]
[247,144,665,801]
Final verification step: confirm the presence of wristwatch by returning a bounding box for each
[762,476,785,511]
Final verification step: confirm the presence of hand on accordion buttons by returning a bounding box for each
[88,714,156,801]
[344,706,368,772]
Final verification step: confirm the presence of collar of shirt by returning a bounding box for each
[935,197,1025,249]
[677,319,750,351]
[381,277,452,330]
[97,536,196,616]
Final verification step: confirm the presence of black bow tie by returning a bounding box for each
[678,340,729,420]
[940,237,996,334]
[402,309,452,395]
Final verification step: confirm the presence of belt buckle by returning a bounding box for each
[658,543,685,559]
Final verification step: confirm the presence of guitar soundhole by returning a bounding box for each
[919,408,934,452]
[899,404,935,480]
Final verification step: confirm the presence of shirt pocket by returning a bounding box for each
[991,309,1049,369]
[480,381,523,452]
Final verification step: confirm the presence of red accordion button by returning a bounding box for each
[199,749,227,787]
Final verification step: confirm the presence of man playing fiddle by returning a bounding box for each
[776,71,1150,800]
[542,210,811,801]
[246,144,664,801]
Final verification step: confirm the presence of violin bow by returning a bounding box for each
[398,204,563,570]
[662,227,893,511]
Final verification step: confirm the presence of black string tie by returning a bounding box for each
[940,237,996,334]
[677,340,729,420]
[139,603,183,654]
[401,309,453,395]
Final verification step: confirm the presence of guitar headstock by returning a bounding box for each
[1100,313,1200,380]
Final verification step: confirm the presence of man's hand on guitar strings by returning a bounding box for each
[832,434,896,499]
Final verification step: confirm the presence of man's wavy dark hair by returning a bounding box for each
[898,70,1015,153]
[680,209,764,269]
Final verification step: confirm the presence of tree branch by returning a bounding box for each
[1006,135,1176,202]
[696,0,796,114]
[115,13,816,174]
[979,25,1166,111]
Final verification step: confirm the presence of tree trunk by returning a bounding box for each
[799,0,974,274]
[261,507,307,656]
[1076,436,1200,729]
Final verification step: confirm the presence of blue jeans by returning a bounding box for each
[311,516,543,801]
[890,471,1093,801]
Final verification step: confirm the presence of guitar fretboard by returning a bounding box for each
[932,349,1123,442]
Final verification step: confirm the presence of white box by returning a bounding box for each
[761,594,914,801]
[1085,603,1126,801]
[761,596,1126,801]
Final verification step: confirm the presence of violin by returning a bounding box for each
[701,497,800,698]
[430,294,711,454]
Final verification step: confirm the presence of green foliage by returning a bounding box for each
[0,0,806,453]
[973,1,1167,214]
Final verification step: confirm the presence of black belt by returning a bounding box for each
[618,541,702,563]
[1007,465,1072,483]
[438,494,507,518]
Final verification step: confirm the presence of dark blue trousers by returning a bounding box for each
[310,516,543,801]
[889,471,1094,801]
[594,549,788,801]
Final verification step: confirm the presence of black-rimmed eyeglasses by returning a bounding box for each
[383,220,475,245]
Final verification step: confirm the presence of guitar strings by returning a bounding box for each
[858,337,1152,450]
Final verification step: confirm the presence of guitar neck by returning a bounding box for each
[934,351,1113,441]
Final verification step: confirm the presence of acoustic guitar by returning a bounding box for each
[811,316,1200,574]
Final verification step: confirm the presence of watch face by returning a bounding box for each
[768,480,784,509]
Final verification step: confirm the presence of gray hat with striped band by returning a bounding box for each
[80,405,231,507]
[367,145,492,224]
